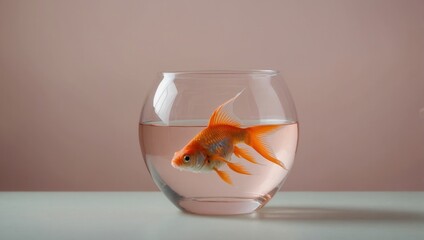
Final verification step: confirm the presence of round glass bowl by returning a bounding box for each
[139,70,298,215]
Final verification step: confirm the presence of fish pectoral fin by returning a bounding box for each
[213,167,232,185]
[233,146,259,164]
[212,154,251,175]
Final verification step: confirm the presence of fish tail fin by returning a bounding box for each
[245,125,287,169]
[213,168,232,185]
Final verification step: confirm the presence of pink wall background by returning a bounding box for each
[0,0,423,191]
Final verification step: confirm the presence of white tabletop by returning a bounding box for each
[0,192,423,240]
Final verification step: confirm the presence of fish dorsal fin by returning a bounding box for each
[208,91,243,127]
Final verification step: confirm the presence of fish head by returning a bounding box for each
[171,145,206,172]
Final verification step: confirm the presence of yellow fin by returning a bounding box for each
[207,91,243,127]
[213,168,232,185]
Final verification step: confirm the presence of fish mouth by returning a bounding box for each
[171,160,184,170]
[171,163,187,172]
[171,160,178,168]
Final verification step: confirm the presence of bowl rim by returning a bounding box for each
[161,69,279,77]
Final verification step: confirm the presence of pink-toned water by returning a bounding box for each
[139,121,298,215]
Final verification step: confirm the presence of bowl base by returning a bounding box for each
[178,197,268,215]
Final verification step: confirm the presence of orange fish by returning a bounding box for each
[171,92,287,184]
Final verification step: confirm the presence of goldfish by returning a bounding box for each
[171,92,287,185]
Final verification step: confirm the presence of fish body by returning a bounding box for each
[171,92,287,184]
[172,125,244,172]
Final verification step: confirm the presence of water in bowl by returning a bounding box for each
[139,120,298,215]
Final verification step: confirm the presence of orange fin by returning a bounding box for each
[213,167,232,185]
[212,155,251,175]
[246,125,287,170]
[233,146,259,164]
[227,162,251,175]
[212,155,230,163]
[208,91,243,127]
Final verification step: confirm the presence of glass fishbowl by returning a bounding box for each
[139,70,298,215]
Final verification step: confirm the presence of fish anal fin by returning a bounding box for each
[227,162,251,175]
[233,146,259,164]
[208,92,243,127]
[212,154,251,175]
[211,155,230,163]
[213,167,232,185]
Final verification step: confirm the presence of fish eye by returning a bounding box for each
[183,155,190,163]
